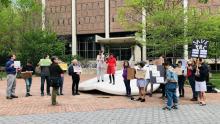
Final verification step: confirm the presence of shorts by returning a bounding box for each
[195,81,207,92]
[137,79,148,88]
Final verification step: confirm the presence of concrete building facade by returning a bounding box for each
[43,0,220,61]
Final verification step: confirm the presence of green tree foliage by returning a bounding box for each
[118,0,220,59]
[17,30,65,66]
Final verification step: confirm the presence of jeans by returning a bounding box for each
[165,82,178,108]
[124,80,131,95]
[58,77,64,94]
[178,75,185,96]
[97,67,104,81]
[25,78,32,93]
[41,76,50,94]
[188,76,198,99]
[72,76,80,94]
[52,87,58,105]
[6,74,16,97]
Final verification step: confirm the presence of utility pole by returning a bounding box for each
[183,0,188,60]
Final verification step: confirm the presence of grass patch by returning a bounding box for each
[0,71,7,80]
[210,72,220,89]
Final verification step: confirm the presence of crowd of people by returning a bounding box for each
[4,52,209,109]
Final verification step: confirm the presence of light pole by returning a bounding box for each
[41,0,46,30]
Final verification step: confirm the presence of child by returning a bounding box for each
[122,61,131,97]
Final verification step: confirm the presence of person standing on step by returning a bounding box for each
[96,50,105,82]
[49,56,63,105]
[21,60,35,97]
[106,53,116,85]
[122,61,131,97]
[68,59,81,95]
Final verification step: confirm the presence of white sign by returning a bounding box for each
[149,65,157,71]
[152,71,160,77]
[14,61,21,68]
[156,77,165,83]
[73,66,82,73]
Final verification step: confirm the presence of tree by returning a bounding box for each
[118,0,220,60]
[17,30,66,66]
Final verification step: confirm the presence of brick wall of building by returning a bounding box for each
[45,0,72,35]
[76,0,105,34]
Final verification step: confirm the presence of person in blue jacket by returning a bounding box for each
[5,54,19,99]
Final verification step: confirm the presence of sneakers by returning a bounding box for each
[41,93,44,96]
[140,99,145,102]
[76,93,80,95]
[47,93,51,96]
[162,106,171,111]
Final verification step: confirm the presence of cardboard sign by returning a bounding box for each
[191,39,209,58]
[59,63,68,71]
[14,61,21,68]
[127,68,135,80]
[135,69,146,79]
[20,71,33,79]
[39,59,52,66]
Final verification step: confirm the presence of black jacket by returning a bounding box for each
[22,65,35,75]
[193,64,208,82]
[49,63,63,78]
[68,64,80,79]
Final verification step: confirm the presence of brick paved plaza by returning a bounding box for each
[0,74,220,123]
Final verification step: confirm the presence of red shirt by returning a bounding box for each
[106,57,116,67]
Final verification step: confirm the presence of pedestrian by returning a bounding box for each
[122,61,131,97]
[163,62,178,110]
[96,50,105,82]
[176,61,186,97]
[106,53,116,85]
[5,54,19,99]
[193,58,208,106]
[187,60,198,101]
[21,60,35,97]
[39,54,51,96]
[49,56,63,105]
[68,59,81,95]
[135,61,148,102]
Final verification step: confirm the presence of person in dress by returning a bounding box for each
[106,53,117,85]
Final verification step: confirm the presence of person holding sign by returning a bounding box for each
[96,50,105,82]
[39,55,52,96]
[106,53,117,85]
[68,59,82,95]
[135,62,148,102]
[5,54,19,99]
[193,58,208,106]
[163,62,178,111]
[122,61,131,97]
[21,60,35,97]
[176,61,186,97]
[49,56,63,105]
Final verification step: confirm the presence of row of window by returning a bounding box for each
[46,5,71,13]
[46,18,71,26]
[77,16,104,25]
[77,2,104,10]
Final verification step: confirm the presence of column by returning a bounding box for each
[142,7,147,61]
[72,0,77,56]
[183,0,188,60]
[41,0,46,30]
[105,0,110,38]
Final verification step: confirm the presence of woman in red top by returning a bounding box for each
[106,53,117,85]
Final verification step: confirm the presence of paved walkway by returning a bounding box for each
[0,104,220,124]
